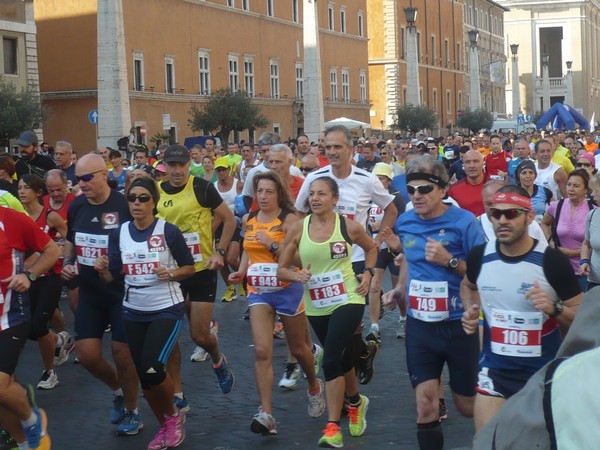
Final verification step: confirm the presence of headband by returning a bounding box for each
[491,192,533,210]
[406,172,445,187]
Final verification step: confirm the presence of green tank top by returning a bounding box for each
[299,213,363,316]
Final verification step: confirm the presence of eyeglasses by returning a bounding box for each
[75,169,104,183]
[300,166,317,173]
[126,193,153,203]
[380,152,389,156]
[407,183,436,195]
[576,162,592,168]
[489,208,528,220]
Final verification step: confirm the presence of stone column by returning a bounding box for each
[303,0,324,142]
[469,45,481,109]
[405,26,420,106]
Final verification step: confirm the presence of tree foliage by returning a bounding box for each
[188,88,269,143]
[0,76,46,147]
[457,108,494,134]
[391,104,438,134]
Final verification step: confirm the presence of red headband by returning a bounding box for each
[491,192,532,210]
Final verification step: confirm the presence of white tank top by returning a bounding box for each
[535,162,561,200]
[214,179,238,213]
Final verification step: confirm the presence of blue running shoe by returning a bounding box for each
[111,395,125,424]
[213,353,235,394]
[116,411,143,436]
[174,395,190,414]
[22,408,47,449]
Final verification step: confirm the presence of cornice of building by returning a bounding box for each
[0,19,36,34]
[41,90,97,100]
[496,0,586,8]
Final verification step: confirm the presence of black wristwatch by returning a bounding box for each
[549,301,564,318]
[447,257,459,270]
[215,248,226,257]
[270,242,280,254]
[24,271,37,282]
[364,267,375,277]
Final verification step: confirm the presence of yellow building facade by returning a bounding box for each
[35,0,370,153]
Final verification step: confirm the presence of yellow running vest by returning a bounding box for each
[157,177,213,272]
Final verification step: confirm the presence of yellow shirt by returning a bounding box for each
[552,152,574,174]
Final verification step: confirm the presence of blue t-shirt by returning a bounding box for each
[507,157,524,185]
[394,205,485,321]
[109,169,127,191]
[391,173,410,204]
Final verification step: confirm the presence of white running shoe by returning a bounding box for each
[37,370,59,390]
[307,378,326,418]
[190,346,209,362]
[54,331,75,366]
[278,363,302,389]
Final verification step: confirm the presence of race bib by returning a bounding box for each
[247,263,283,293]
[308,269,348,308]
[122,250,160,283]
[183,232,202,262]
[75,232,109,266]
[490,309,543,357]
[408,280,449,322]
[445,150,455,160]
[335,201,356,220]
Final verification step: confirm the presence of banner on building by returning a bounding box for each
[490,61,506,84]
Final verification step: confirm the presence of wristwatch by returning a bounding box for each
[270,242,280,254]
[549,301,564,318]
[216,248,226,256]
[24,271,37,282]
[364,267,375,277]
[447,257,459,270]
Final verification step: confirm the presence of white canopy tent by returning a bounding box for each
[324,117,372,130]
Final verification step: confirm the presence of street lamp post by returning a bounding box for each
[566,60,574,106]
[510,44,520,119]
[404,7,421,106]
[468,29,481,110]
[541,53,550,112]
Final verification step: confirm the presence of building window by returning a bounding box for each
[198,50,211,95]
[456,43,461,69]
[445,39,449,67]
[296,63,304,99]
[328,3,334,31]
[133,52,144,91]
[341,68,350,103]
[267,0,273,16]
[244,56,254,96]
[431,35,436,65]
[359,70,367,103]
[358,12,364,37]
[329,68,337,101]
[228,55,239,92]
[3,37,17,75]
[292,0,298,22]
[446,90,451,114]
[417,32,422,61]
[458,91,462,110]
[165,56,175,93]
[242,0,249,10]
[340,8,346,33]
[227,0,234,6]
[401,28,405,59]
[269,59,279,99]
[432,89,438,112]
[403,87,407,105]
[419,88,423,105]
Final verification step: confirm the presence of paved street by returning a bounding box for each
[16,278,475,449]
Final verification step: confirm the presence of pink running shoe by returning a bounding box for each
[163,412,185,448]
[147,427,166,450]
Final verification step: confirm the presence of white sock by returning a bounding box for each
[371,323,380,331]
[21,412,37,428]
[174,392,184,400]
[113,388,123,397]
[399,315,407,322]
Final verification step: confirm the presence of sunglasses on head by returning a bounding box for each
[489,208,528,220]
[407,183,436,195]
[126,193,153,203]
[75,169,104,183]
[576,162,592,168]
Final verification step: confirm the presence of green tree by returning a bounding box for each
[391,104,438,134]
[0,76,46,147]
[188,88,269,143]
[457,108,494,134]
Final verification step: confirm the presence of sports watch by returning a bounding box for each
[447,257,459,270]
[216,248,226,256]
[25,271,37,282]
[270,242,280,254]
[549,301,564,318]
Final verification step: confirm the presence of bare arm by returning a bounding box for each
[555,168,568,198]
[375,201,398,247]
[277,220,305,283]
[539,212,554,242]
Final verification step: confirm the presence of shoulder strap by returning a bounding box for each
[543,357,568,450]
[338,214,354,246]
[551,199,564,247]
[587,199,595,211]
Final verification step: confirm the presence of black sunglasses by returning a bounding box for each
[407,183,436,195]
[489,208,528,220]
[75,169,104,183]
[576,162,592,168]
[126,193,153,203]
[300,166,317,172]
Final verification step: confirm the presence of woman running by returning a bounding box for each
[278,176,377,448]
[229,171,325,436]
[94,177,195,450]
[18,174,68,390]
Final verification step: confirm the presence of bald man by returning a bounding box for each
[61,154,142,435]
[449,150,489,216]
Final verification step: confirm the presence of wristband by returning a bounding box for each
[579,259,590,266]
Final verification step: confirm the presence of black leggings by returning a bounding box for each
[123,318,182,389]
[308,303,365,382]
[29,273,62,340]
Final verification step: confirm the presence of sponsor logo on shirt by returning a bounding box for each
[101,212,119,229]
[148,235,166,252]
[330,241,348,259]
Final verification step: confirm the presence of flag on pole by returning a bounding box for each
[590,112,595,132]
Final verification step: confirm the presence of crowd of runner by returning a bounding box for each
[0,125,596,449]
